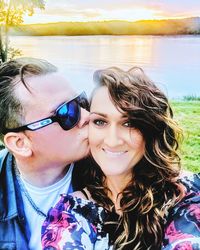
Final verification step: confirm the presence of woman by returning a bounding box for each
[41,67,200,250]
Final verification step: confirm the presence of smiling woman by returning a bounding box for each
[86,67,199,250]
[86,66,186,249]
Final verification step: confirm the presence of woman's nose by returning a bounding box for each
[104,126,124,147]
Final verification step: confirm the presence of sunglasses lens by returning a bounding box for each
[57,100,80,130]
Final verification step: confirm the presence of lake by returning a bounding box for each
[10,35,200,98]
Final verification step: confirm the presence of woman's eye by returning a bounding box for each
[123,121,132,127]
[93,119,106,126]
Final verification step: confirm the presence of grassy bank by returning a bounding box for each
[0,100,199,173]
[171,100,200,173]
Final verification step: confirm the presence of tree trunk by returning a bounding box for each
[4,25,9,62]
[0,26,6,63]
[4,0,12,62]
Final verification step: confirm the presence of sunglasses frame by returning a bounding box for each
[3,92,89,133]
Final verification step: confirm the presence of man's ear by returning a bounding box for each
[4,132,32,157]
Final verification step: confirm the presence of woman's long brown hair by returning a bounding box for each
[87,67,184,250]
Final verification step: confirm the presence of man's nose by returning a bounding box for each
[78,108,90,128]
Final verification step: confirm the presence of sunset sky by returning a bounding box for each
[23,0,200,24]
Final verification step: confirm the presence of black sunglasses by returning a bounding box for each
[3,92,89,133]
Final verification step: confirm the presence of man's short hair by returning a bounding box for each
[0,57,57,142]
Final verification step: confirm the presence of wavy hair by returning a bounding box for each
[87,67,184,249]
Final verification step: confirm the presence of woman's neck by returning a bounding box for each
[106,174,132,214]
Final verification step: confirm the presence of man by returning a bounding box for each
[0,57,90,249]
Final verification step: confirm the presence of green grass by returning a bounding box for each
[171,100,200,173]
[0,100,199,173]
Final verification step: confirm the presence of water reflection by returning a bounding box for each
[10,35,200,98]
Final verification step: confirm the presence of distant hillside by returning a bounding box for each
[10,17,200,36]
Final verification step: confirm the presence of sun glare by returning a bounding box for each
[23,7,162,24]
[105,8,158,22]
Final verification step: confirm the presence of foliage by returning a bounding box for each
[183,95,200,101]
[0,0,45,63]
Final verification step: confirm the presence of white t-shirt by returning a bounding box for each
[20,163,74,250]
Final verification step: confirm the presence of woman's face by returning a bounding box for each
[89,86,145,178]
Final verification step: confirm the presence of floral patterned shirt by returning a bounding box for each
[41,174,200,250]
[163,173,200,250]
[41,194,111,250]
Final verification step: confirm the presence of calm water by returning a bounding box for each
[10,35,200,98]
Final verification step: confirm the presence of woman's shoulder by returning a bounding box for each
[179,171,200,193]
[42,191,110,250]
[69,188,102,210]
[163,172,200,249]
[172,171,200,216]
[71,188,93,201]
[50,189,107,225]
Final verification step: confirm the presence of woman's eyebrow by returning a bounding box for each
[90,112,107,117]
[90,112,128,119]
